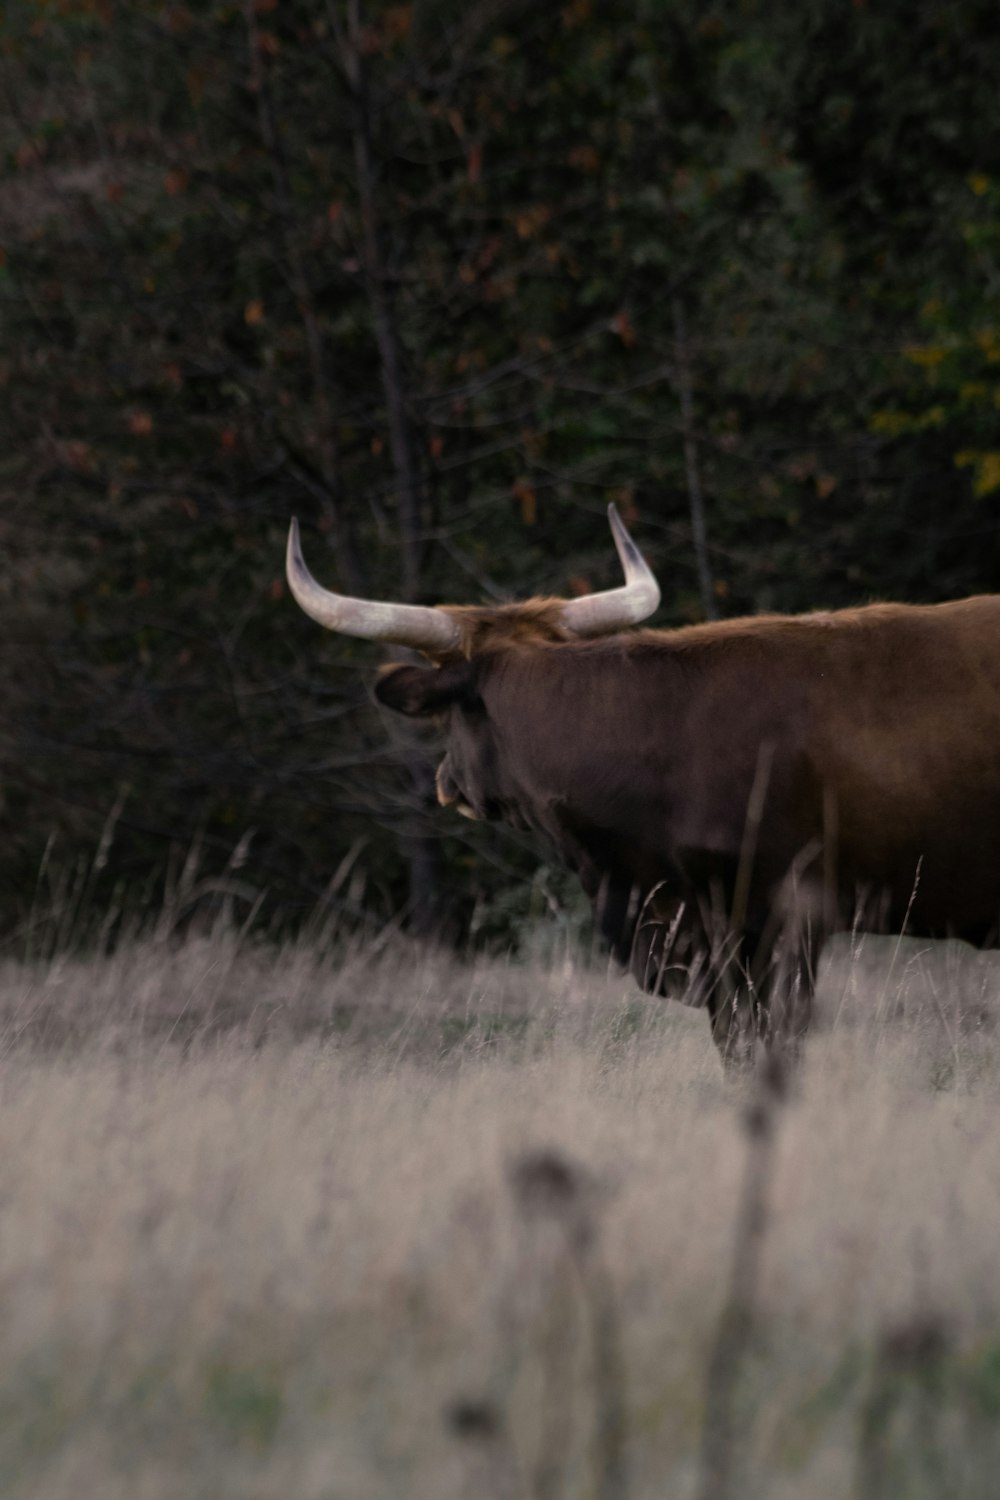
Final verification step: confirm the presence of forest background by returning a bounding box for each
[2,0,999,946]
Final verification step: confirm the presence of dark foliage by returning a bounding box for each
[0,0,998,943]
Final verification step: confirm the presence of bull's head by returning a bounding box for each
[285,506,660,824]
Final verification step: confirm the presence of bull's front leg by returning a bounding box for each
[621,889,764,1071]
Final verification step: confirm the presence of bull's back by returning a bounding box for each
[801,598,1000,931]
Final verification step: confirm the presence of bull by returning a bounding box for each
[286,507,1000,1066]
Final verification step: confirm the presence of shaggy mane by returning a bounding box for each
[438,599,573,659]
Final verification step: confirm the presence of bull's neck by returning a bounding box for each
[489,642,673,830]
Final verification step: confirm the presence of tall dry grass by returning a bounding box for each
[1,920,999,1498]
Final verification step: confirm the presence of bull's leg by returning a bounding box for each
[621,886,816,1074]
[706,915,819,1073]
[705,861,825,1072]
[706,982,763,1072]
[764,933,816,1059]
[700,925,765,1073]
[749,903,822,1064]
[630,901,763,1073]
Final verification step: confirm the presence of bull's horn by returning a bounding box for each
[286,519,461,653]
[559,504,660,636]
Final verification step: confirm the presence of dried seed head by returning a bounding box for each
[743,1049,790,1137]
[880,1315,949,1371]
[760,1048,789,1101]
[507,1147,604,1254]
[743,1097,771,1139]
[508,1148,585,1217]
[446,1398,503,1441]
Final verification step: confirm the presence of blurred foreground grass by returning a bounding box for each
[1,925,1000,1498]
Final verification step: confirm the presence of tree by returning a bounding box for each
[0,0,998,945]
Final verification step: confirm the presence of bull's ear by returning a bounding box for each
[374,660,477,717]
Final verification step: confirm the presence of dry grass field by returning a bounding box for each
[2,922,1000,1499]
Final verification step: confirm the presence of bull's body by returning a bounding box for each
[287,510,1000,1065]
[378,595,1000,1060]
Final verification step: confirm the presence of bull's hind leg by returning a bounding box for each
[706,982,763,1073]
[750,896,822,1064]
[758,934,815,1062]
[699,924,765,1073]
[706,915,819,1073]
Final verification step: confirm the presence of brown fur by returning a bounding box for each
[376,592,1000,1068]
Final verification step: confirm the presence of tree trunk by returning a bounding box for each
[340,0,446,934]
[244,0,366,596]
[672,298,717,621]
[342,0,423,602]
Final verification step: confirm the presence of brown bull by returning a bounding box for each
[286,508,1000,1066]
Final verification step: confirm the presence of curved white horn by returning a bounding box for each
[559,504,660,637]
[286,519,461,653]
